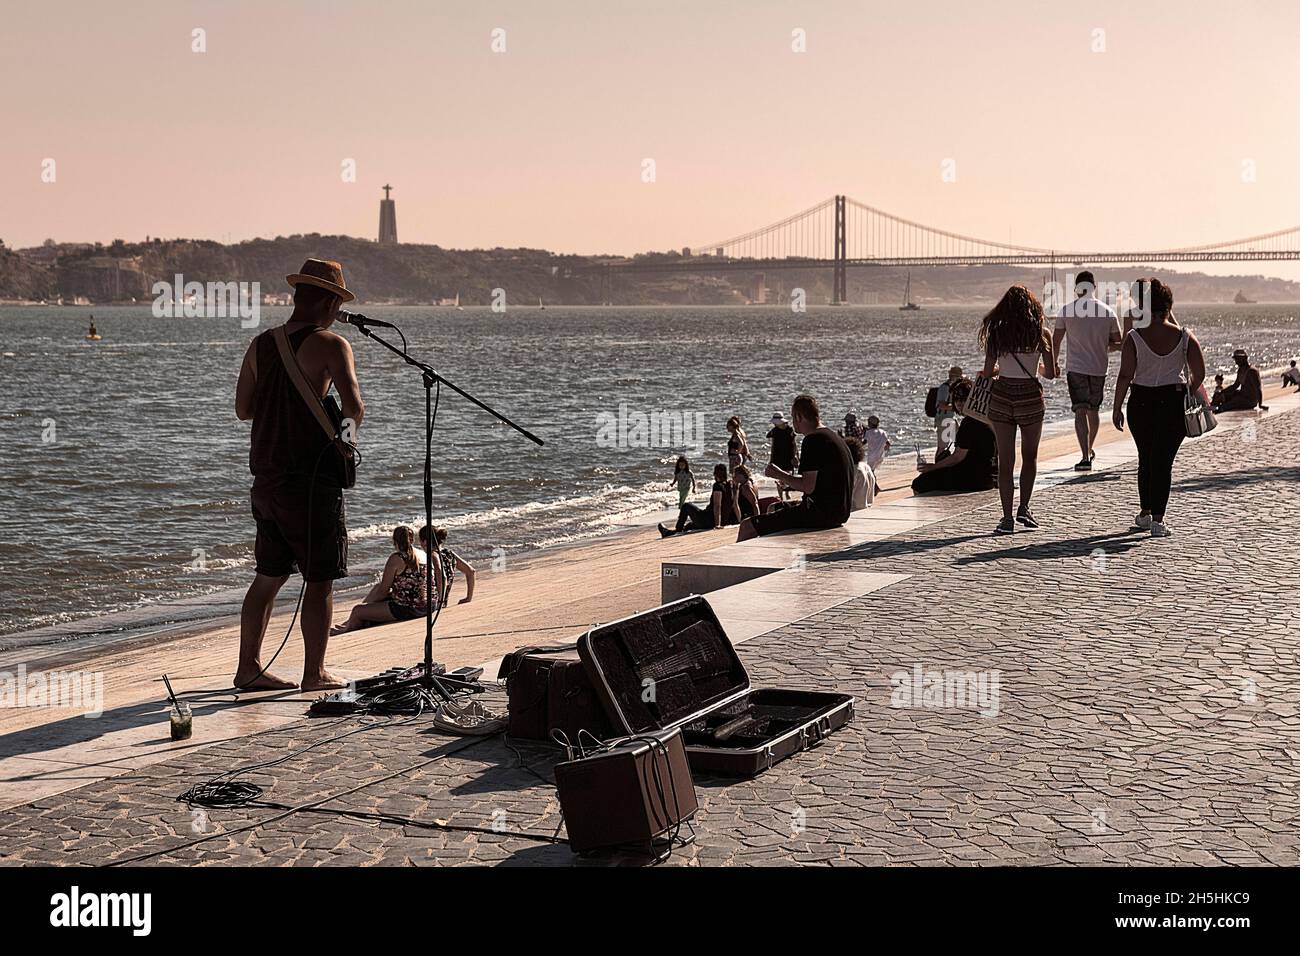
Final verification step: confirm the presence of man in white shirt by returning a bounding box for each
[862,415,891,471]
[1053,270,1122,471]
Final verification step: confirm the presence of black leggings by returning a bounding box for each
[911,462,993,495]
[1214,393,1258,412]
[1126,384,1185,521]
[675,503,715,533]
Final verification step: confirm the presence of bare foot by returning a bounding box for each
[329,623,351,636]
[301,672,347,692]
[233,667,299,691]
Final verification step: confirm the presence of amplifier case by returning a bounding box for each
[553,729,697,854]
[497,645,615,743]
[577,595,855,778]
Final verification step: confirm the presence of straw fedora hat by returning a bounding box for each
[286,258,356,302]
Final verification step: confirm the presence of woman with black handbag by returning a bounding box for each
[979,285,1059,534]
[1111,278,1206,537]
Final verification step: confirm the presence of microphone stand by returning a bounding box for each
[348,319,544,700]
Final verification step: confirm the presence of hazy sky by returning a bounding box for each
[4,0,1300,276]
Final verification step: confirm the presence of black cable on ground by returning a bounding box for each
[177,713,392,810]
[177,689,439,811]
[111,729,503,867]
[248,799,565,845]
[503,736,556,786]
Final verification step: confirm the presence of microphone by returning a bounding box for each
[337,310,397,330]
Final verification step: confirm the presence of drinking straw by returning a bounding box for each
[161,673,179,708]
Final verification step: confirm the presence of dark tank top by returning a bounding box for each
[769,427,795,469]
[249,325,335,486]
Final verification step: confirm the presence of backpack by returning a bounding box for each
[924,386,939,419]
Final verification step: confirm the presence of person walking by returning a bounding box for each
[861,415,891,472]
[669,456,696,507]
[1112,278,1205,537]
[979,285,1059,534]
[1053,270,1122,471]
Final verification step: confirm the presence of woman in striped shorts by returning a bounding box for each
[978,285,1060,534]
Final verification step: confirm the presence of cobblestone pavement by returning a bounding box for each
[2,410,1297,866]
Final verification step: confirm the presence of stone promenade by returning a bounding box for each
[2,407,1297,866]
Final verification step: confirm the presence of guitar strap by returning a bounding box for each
[272,325,340,442]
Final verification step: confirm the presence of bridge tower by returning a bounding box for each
[833,195,847,305]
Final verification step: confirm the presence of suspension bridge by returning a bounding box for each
[581,195,1300,304]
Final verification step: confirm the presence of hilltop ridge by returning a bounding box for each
[4,235,1300,306]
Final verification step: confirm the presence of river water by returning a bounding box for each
[1,303,1295,644]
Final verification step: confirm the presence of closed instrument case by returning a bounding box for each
[498,645,615,743]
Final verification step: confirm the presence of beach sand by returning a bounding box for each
[2,376,1294,808]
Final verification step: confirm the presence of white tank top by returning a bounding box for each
[997,351,1041,378]
[1130,328,1187,387]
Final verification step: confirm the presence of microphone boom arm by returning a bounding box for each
[350,322,544,447]
[344,317,543,700]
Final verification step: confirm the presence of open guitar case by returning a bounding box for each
[577,595,854,777]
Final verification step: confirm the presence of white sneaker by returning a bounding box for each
[1150,521,1171,537]
[1133,513,1152,531]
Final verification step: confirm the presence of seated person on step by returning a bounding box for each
[845,436,876,510]
[911,379,997,495]
[1281,360,1300,390]
[332,526,427,634]
[1213,349,1265,412]
[660,464,735,537]
[737,394,853,541]
[418,525,476,607]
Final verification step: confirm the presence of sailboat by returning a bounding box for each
[455,291,463,310]
[538,296,546,311]
[899,272,921,311]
